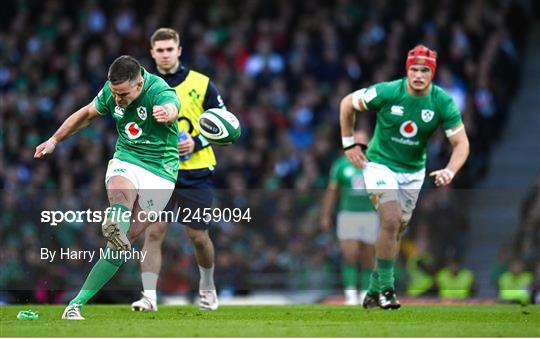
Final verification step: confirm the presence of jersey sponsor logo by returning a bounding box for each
[391,136,420,146]
[399,120,418,138]
[364,88,377,103]
[391,105,404,116]
[137,106,147,120]
[421,109,434,123]
[114,106,125,118]
[125,122,142,139]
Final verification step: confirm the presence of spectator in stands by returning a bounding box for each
[404,222,436,297]
[490,244,514,288]
[435,258,475,299]
[498,259,533,305]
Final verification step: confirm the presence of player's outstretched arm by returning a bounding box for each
[152,103,178,124]
[340,93,367,168]
[34,102,102,158]
[429,123,470,187]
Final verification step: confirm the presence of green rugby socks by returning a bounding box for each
[377,258,395,291]
[367,271,380,295]
[342,263,358,290]
[69,251,124,306]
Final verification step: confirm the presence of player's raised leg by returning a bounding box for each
[62,175,137,320]
[102,175,138,250]
[132,221,168,311]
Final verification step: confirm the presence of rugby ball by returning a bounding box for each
[198,108,241,145]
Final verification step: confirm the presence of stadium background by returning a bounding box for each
[1,0,539,305]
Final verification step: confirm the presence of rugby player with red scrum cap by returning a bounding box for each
[339,45,470,309]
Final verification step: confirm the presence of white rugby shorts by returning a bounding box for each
[105,158,174,212]
[336,211,379,244]
[363,162,425,223]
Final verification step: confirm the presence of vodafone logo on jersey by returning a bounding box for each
[125,122,142,139]
[399,120,418,138]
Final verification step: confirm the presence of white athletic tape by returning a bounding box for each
[342,136,355,148]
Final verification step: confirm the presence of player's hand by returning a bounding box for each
[344,145,367,168]
[34,137,58,158]
[178,133,195,156]
[320,214,333,231]
[152,105,172,123]
[429,168,455,187]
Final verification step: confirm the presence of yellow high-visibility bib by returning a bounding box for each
[175,70,216,170]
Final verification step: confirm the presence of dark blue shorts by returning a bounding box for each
[165,169,214,230]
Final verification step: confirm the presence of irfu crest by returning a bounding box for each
[137,106,147,120]
[421,109,434,123]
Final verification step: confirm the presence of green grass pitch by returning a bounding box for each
[1,304,539,337]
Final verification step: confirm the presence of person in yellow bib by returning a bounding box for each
[498,259,533,305]
[131,28,226,312]
[435,258,474,299]
[406,251,435,297]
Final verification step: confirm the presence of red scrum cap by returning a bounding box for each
[406,45,437,78]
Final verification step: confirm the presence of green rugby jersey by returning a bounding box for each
[362,78,462,172]
[329,156,374,212]
[94,68,180,182]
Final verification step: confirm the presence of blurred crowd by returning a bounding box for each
[1,0,538,303]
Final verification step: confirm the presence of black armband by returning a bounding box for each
[343,143,367,152]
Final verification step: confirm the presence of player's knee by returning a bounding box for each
[342,250,357,264]
[107,178,136,205]
[187,228,210,248]
[145,222,167,243]
[380,212,401,233]
[107,190,136,208]
[340,240,359,263]
[107,190,127,205]
[191,234,209,248]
